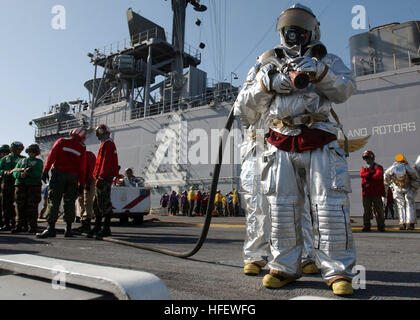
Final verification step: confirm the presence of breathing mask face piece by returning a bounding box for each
[282,25,311,47]
[392,162,407,182]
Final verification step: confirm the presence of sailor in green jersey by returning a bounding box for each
[0,144,10,229]
[12,144,43,234]
[0,142,25,231]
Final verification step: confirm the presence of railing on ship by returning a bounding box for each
[96,27,201,61]
[352,51,420,77]
[35,87,240,138]
[130,86,240,120]
[35,118,87,138]
[35,123,59,138]
[95,87,122,107]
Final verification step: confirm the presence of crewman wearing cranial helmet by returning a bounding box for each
[0,145,10,159]
[37,127,87,238]
[360,150,386,232]
[384,154,420,230]
[12,144,44,234]
[87,124,119,240]
[234,3,356,295]
[0,142,25,231]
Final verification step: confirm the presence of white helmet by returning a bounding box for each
[276,3,321,49]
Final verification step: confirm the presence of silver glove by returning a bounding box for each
[293,56,324,78]
[270,72,293,94]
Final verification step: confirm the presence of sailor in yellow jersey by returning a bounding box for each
[187,187,196,217]
[214,190,224,216]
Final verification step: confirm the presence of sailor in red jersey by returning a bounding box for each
[360,150,386,232]
[88,124,119,239]
[37,127,87,238]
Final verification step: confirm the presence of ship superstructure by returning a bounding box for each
[33,1,241,207]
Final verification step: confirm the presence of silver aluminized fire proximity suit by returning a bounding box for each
[384,160,420,229]
[234,63,271,275]
[234,3,356,294]
[415,155,420,177]
[235,62,318,276]
[238,121,271,273]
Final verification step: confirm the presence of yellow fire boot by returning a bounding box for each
[243,263,262,276]
[301,261,320,275]
[331,280,354,296]
[262,272,295,289]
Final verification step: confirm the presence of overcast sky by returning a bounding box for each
[0,0,419,151]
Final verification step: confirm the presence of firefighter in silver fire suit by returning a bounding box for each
[236,112,271,275]
[384,154,420,230]
[415,155,420,177]
[234,3,356,295]
[235,61,319,277]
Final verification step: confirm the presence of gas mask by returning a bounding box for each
[282,25,311,47]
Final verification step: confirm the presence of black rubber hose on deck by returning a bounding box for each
[103,107,236,258]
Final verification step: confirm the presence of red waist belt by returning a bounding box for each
[267,127,337,153]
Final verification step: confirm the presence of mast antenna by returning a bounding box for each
[169,0,207,91]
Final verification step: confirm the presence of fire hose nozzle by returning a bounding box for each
[288,70,311,90]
